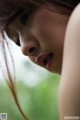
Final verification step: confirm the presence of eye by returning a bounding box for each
[20,8,34,25]
[5,28,20,46]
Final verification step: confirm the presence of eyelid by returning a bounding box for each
[16,37,20,46]
[5,28,20,46]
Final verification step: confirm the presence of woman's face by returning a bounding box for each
[6,7,69,74]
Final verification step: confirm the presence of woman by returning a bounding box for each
[0,0,80,120]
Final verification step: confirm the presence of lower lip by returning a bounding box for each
[46,56,55,71]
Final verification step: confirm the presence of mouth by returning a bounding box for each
[36,53,54,71]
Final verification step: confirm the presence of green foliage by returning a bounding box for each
[0,74,60,120]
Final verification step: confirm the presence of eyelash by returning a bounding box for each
[5,28,20,46]
[5,8,35,46]
[16,37,20,46]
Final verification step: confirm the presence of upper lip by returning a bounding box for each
[36,53,53,68]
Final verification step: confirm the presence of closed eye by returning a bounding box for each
[5,8,34,46]
[5,27,20,46]
[4,7,36,46]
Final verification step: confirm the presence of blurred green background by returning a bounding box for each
[0,42,60,120]
[0,73,60,120]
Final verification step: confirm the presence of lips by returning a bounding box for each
[36,53,54,70]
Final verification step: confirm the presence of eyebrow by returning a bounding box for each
[5,7,35,28]
[5,9,25,27]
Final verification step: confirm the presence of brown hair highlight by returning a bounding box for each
[0,0,80,120]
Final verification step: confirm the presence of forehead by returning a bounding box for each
[31,8,65,27]
[6,7,67,32]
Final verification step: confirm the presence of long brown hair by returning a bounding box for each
[0,0,79,26]
[0,0,80,120]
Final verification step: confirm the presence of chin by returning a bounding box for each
[47,65,62,75]
[49,69,61,75]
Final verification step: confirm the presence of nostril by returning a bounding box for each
[29,47,36,54]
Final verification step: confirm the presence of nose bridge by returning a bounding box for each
[19,31,39,56]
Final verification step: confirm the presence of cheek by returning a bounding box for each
[54,25,65,46]
[31,12,66,55]
[32,23,54,45]
[32,24,63,52]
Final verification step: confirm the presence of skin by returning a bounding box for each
[59,4,80,119]
[5,4,80,120]
[6,7,69,74]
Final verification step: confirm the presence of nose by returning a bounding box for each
[26,46,37,56]
[19,29,40,56]
[20,39,39,56]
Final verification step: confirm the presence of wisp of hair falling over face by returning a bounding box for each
[0,0,80,120]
